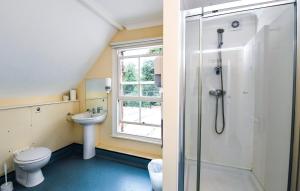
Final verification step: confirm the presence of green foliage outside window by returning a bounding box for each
[122,48,161,108]
[123,64,137,82]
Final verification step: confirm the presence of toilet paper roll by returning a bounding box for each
[70,89,77,101]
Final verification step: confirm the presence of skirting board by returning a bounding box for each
[0,143,151,184]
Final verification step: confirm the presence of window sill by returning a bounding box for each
[112,132,162,145]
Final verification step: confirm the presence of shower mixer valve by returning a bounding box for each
[209,89,226,97]
[215,66,222,75]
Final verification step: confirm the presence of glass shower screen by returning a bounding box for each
[183,3,296,191]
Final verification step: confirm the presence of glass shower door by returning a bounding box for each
[183,2,296,191]
[183,16,202,191]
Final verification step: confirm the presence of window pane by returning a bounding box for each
[119,123,161,139]
[120,101,140,123]
[142,84,160,97]
[141,102,161,125]
[121,58,138,82]
[140,56,161,97]
[121,84,139,96]
[121,47,163,57]
[121,48,149,57]
[140,57,156,81]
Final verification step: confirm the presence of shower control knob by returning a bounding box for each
[209,89,226,97]
[215,66,222,75]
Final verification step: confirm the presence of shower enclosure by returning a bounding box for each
[181,1,298,191]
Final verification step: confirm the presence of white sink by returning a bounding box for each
[72,112,106,125]
[72,111,107,160]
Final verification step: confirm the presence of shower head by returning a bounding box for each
[217,28,224,48]
[217,28,224,34]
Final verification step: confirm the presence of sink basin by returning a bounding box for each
[72,112,107,125]
[72,111,107,160]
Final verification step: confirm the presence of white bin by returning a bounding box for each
[148,159,163,191]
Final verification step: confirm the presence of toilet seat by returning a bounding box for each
[14,147,51,164]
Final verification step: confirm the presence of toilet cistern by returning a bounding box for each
[71,111,107,159]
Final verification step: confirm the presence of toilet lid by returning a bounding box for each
[15,147,51,162]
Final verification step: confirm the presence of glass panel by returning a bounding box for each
[120,58,139,96]
[141,101,161,125]
[121,58,138,82]
[85,78,108,112]
[184,4,295,191]
[184,18,201,191]
[119,100,140,123]
[118,123,161,139]
[140,56,161,97]
[121,84,139,96]
[141,84,160,97]
[140,57,155,81]
[121,46,163,57]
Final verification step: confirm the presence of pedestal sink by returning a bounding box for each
[72,112,107,159]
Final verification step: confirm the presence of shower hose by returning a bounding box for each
[214,28,226,135]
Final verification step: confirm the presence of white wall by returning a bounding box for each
[200,14,257,169]
[201,50,254,169]
[0,0,116,98]
[250,5,295,190]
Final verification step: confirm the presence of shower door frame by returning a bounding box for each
[179,8,203,191]
[179,0,300,190]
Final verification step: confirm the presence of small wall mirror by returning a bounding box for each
[85,78,108,113]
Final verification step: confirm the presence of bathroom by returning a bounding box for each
[1,0,300,191]
[0,0,162,190]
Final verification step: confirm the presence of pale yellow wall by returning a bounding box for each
[163,0,181,190]
[77,26,163,159]
[0,95,63,107]
[0,101,82,176]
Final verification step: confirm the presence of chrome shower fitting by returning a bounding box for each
[211,28,226,135]
[209,89,226,97]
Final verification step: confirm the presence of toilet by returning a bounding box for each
[14,147,51,187]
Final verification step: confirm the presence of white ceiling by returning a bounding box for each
[0,0,116,98]
[94,0,163,29]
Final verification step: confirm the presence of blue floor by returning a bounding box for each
[14,155,152,191]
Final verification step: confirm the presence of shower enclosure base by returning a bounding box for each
[184,160,263,191]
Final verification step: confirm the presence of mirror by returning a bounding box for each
[85,78,108,113]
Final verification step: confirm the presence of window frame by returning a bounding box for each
[112,43,163,145]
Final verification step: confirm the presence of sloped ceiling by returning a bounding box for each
[0,0,117,98]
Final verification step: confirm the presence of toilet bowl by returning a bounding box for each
[14,147,51,187]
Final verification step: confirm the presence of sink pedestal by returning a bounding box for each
[71,111,107,160]
[83,124,95,160]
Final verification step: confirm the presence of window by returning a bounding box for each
[113,44,163,143]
